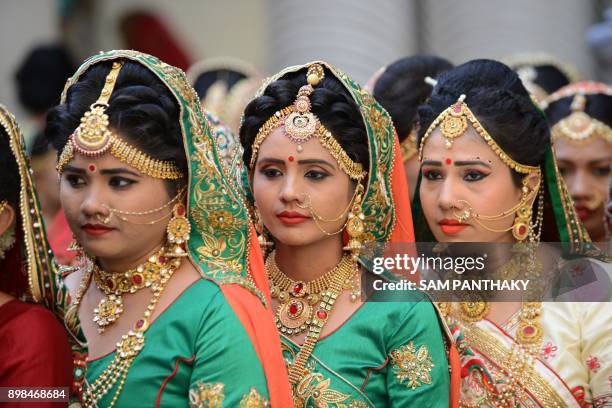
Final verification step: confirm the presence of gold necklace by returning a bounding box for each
[272,255,358,386]
[81,255,182,408]
[92,246,169,332]
[454,245,544,407]
[267,250,358,335]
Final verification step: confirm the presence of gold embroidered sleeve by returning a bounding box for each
[189,382,225,408]
[389,341,434,390]
[239,388,269,408]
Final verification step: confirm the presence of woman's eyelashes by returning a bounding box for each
[304,169,330,181]
[422,168,490,182]
[64,174,137,189]
[259,165,331,181]
[260,167,283,178]
[65,173,86,188]
[463,169,489,182]
[422,169,442,181]
[593,165,611,177]
[109,176,137,189]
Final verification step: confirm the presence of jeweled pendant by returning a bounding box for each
[276,299,312,335]
[93,294,124,332]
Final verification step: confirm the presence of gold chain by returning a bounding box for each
[80,256,181,407]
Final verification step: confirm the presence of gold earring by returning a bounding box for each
[343,184,365,260]
[512,178,532,241]
[67,234,83,252]
[166,203,190,257]
[253,207,273,249]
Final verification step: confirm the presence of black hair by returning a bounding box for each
[29,131,54,157]
[240,67,369,172]
[545,93,612,128]
[193,69,247,100]
[417,59,550,186]
[516,64,571,95]
[0,127,20,209]
[374,55,453,142]
[15,45,76,115]
[45,60,187,193]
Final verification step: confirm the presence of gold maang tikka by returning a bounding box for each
[249,64,366,182]
[56,61,183,180]
[418,94,541,175]
[550,93,612,144]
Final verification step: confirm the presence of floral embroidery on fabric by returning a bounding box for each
[294,372,353,408]
[541,341,558,359]
[390,341,434,390]
[188,382,225,408]
[239,388,269,408]
[587,355,601,373]
[281,343,369,408]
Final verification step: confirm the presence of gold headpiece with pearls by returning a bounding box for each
[56,61,182,179]
[544,81,612,144]
[249,64,366,181]
[418,94,540,175]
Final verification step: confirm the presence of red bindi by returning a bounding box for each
[445,158,452,165]
[288,155,295,162]
[88,164,97,172]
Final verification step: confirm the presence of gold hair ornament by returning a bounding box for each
[56,61,182,179]
[550,93,612,144]
[249,64,366,181]
[418,94,541,175]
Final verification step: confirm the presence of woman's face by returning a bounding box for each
[419,126,529,243]
[555,137,611,241]
[251,127,355,248]
[60,134,175,265]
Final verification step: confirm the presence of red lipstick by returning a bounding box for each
[574,205,591,221]
[439,218,468,235]
[277,211,310,225]
[81,223,114,236]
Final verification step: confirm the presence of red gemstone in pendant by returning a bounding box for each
[177,205,186,216]
[132,274,143,285]
[159,256,166,264]
[106,279,114,290]
[135,319,145,329]
[523,325,535,336]
[453,104,462,113]
[316,310,328,320]
[293,282,304,295]
[518,225,527,236]
[289,303,299,315]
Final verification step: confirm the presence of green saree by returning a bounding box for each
[244,61,451,407]
[54,50,292,407]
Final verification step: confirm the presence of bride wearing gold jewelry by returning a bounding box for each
[543,81,612,254]
[240,62,456,407]
[413,59,611,407]
[46,50,292,407]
